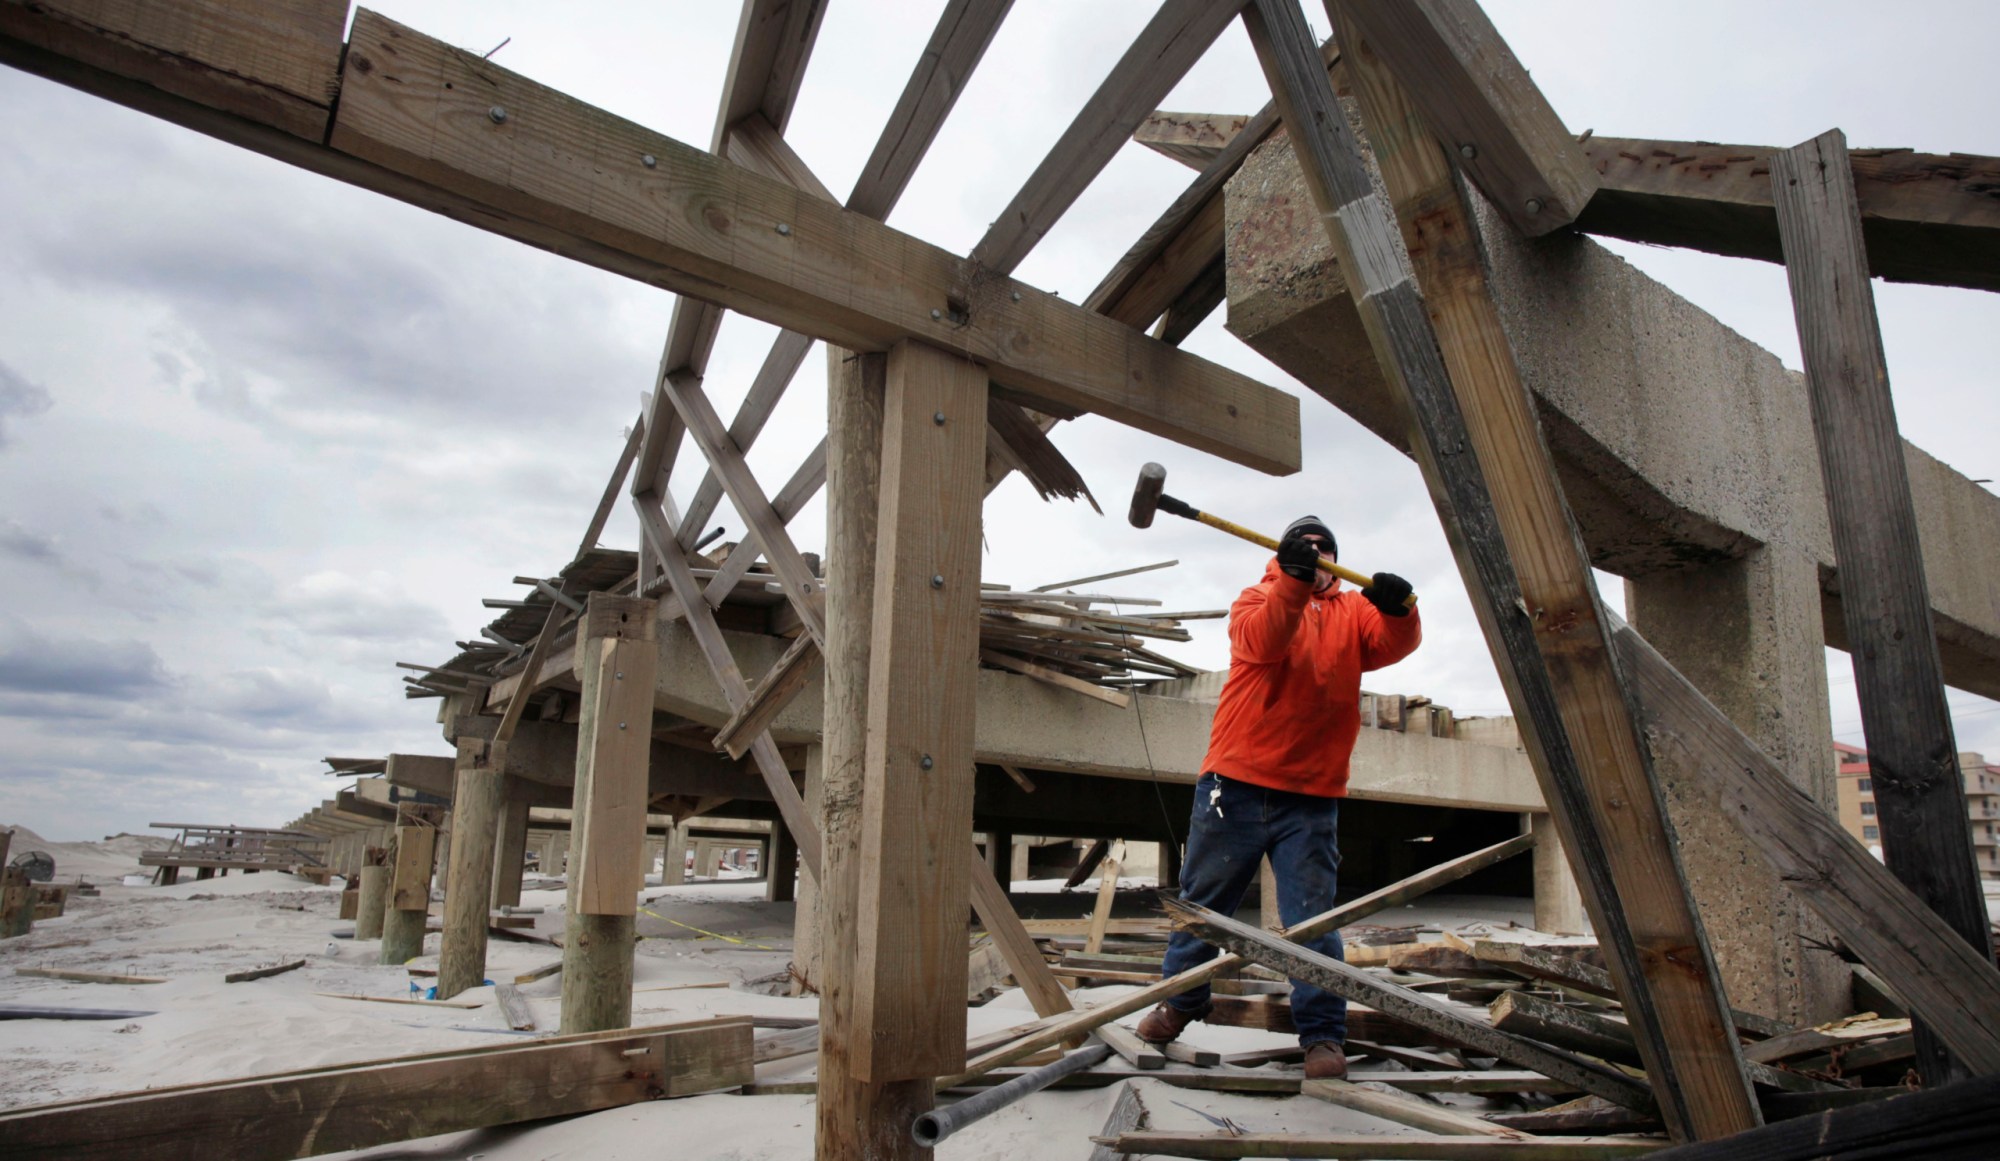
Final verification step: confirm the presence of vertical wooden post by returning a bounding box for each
[767,816,799,903]
[355,847,389,941]
[662,820,686,886]
[1771,127,1995,1084]
[0,870,31,939]
[492,792,530,910]
[1252,0,1757,1138]
[850,339,987,1082]
[560,592,660,1035]
[437,737,506,999]
[379,822,435,965]
[819,348,931,1159]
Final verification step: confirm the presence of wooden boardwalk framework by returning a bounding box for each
[3,0,1998,1156]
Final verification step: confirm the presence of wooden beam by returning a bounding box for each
[380,823,434,965]
[1336,0,1597,234]
[635,497,824,878]
[1770,128,1995,1084]
[630,0,832,503]
[1084,839,1127,955]
[1638,1074,2000,1161]
[1134,111,1253,169]
[1301,1076,1520,1137]
[819,347,936,1157]
[1579,137,2000,293]
[713,630,822,760]
[1261,0,1755,1138]
[1611,617,2000,1075]
[437,737,506,999]
[1471,941,1788,1042]
[849,340,988,1081]
[1165,897,1655,1113]
[0,0,348,142]
[966,841,1073,1020]
[968,0,1242,274]
[940,833,1534,1087]
[1086,1082,1149,1161]
[1095,1134,1665,1159]
[0,1018,752,1161]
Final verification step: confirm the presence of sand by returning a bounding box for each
[1,863,1562,1158]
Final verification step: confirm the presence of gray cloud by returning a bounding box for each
[0,621,171,700]
[0,359,52,447]
[0,519,61,565]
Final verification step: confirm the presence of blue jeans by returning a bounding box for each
[1160,771,1347,1046]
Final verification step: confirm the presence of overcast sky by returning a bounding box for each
[3,2,1997,842]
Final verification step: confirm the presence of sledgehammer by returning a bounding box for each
[1128,462,1415,607]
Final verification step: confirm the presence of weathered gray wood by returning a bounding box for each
[437,738,505,1000]
[1641,1073,2000,1161]
[0,1018,752,1161]
[1337,0,1596,234]
[1094,1022,1165,1071]
[1470,942,1787,1040]
[1611,617,2000,1075]
[354,861,388,941]
[1095,1133,1665,1159]
[1250,0,1753,1139]
[969,0,1241,274]
[493,982,536,1032]
[1578,138,2000,294]
[1085,1082,1148,1161]
[1770,127,1995,1085]
[1165,898,1653,1114]
[1301,1077,1518,1137]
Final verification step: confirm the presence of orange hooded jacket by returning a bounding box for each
[1200,559,1423,798]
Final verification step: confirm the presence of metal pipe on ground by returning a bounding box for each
[913,1041,1113,1147]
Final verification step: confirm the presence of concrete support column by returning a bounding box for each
[438,737,507,999]
[662,821,686,887]
[1627,546,1846,1024]
[547,831,569,876]
[1525,813,1588,936]
[767,816,799,903]
[491,792,530,910]
[1011,838,1032,885]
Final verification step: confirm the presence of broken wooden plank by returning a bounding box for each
[1578,138,2000,293]
[1094,1133,1665,1158]
[1771,126,1995,1085]
[1256,0,1756,1137]
[1740,1017,1909,1066]
[1611,615,2000,1076]
[1302,1076,1521,1137]
[315,992,483,1010]
[15,968,165,985]
[1164,897,1654,1114]
[1134,111,1252,169]
[0,1017,752,1160]
[712,630,822,760]
[1085,1081,1148,1161]
[1095,1022,1166,1071]
[967,841,1073,1021]
[1084,840,1128,955]
[1637,1073,2000,1161]
[1469,942,1786,1042]
[981,649,1132,707]
[493,982,536,1032]
[224,960,306,984]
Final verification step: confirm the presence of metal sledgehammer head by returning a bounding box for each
[1129,462,1168,528]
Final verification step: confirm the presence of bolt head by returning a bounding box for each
[641,154,657,168]
[618,722,628,730]
[933,410,946,426]
[615,672,624,680]
[1458,143,1477,160]
[930,574,945,589]
[488,105,508,124]
[775,222,792,236]
[1525,197,1544,214]
[1010,291,1022,302]
[930,308,943,320]
[919,754,934,771]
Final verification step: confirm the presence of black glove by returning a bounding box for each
[1276,535,1321,584]
[1363,571,1413,616]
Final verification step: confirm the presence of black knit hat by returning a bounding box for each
[1283,515,1336,559]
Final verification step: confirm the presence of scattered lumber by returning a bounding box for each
[1740,1016,1910,1066]
[0,1005,158,1021]
[15,968,166,985]
[1641,1073,2000,1160]
[1085,1082,1148,1161]
[752,1024,820,1065]
[225,960,306,984]
[513,960,563,985]
[1093,1133,1666,1158]
[1302,1076,1522,1137]
[1095,1022,1166,1071]
[315,992,484,1010]
[0,1018,754,1161]
[1164,898,1654,1114]
[493,983,536,1031]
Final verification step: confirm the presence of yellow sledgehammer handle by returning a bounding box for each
[1195,511,1416,608]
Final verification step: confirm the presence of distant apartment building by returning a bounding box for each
[1834,741,2000,876]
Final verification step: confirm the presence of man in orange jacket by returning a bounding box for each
[1135,516,1420,1080]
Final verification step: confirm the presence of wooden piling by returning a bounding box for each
[438,737,507,999]
[355,847,389,941]
[379,823,435,966]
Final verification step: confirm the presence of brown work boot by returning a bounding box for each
[1135,1000,1209,1044]
[1303,1041,1348,1080]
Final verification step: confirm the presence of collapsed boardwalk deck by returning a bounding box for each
[5,0,2000,1157]
[137,824,328,884]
